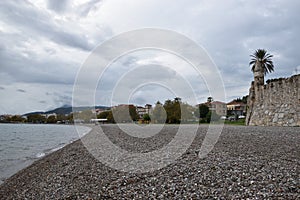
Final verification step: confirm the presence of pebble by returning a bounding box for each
[0,125,299,199]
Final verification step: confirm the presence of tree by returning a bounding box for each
[250,49,274,75]
[151,102,167,123]
[47,115,57,123]
[27,114,46,123]
[164,98,181,124]
[143,114,151,123]
[10,115,25,123]
[106,111,115,123]
[207,97,213,103]
[205,111,220,123]
[241,95,248,104]
[129,106,139,121]
[234,95,248,104]
[199,104,209,118]
[73,110,94,123]
[180,102,195,122]
[97,111,110,119]
[112,105,138,123]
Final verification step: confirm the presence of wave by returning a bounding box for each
[35,152,46,158]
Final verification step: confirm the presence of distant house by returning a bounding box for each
[144,104,152,114]
[227,100,246,116]
[197,101,227,116]
[136,104,153,119]
[209,101,227,116]
[136,106,147,118]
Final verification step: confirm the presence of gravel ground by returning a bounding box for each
[0,125,299,199]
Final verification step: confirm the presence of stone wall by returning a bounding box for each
[246,74,300,126]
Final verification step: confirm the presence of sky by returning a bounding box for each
[0,0,299,114]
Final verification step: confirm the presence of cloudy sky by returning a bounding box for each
[0,0,299,114]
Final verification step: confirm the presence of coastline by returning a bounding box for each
[0,125,299,199]
[0,124,91,185]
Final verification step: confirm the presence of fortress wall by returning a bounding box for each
[247,74,300,126]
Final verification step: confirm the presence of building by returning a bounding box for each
[136,104,152,119]
[197,101,227,116]
[227,100,246,116]
[209,101,227,116]
[144,104,152,114]
[136,106,147,118]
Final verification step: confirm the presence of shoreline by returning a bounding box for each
[0,125,299,199]
[0,124,91,185]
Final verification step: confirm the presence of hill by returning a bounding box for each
[23,105,110,116]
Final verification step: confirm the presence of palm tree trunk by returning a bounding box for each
[253,61,265,101]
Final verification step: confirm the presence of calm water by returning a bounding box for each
[0,124,91,184]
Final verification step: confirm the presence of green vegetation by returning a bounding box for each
[142,114,151,123]
[234,95,248,104]
[110,105,139,123]
[250,49,274,74]
[1,96,249,125]
[151,98,195,124]
[151,101,167,123]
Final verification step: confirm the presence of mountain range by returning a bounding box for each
[23,105,110,116]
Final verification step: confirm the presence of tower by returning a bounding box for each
[246,61,265,125]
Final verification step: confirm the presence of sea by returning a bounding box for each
[0,123,91,184]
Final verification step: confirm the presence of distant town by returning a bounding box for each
[0,96,248,124]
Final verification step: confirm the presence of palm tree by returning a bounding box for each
[249,49,274,75]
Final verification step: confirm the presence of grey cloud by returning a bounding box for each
[0,86,5,90]
[78,0,103,17]
[39,100,47,104]
[1,0,300,114]
[0,45,78,85]
[0,1,95,51]
[186,0,300,81]
[47,0,69,13]
[53,92,72,107]
[44,48,56,55]
[17,89,26,93]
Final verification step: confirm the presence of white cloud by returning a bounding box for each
[0,0,299,114]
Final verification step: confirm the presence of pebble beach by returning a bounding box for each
[0,125,299,199]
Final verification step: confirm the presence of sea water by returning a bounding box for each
[0,123,91,184]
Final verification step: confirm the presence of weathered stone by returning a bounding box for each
[265,111,269,115]
[246,74,299,127]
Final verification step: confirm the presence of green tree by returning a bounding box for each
[151,102,167,123]
[10,115,25,123]
[73,110,94,123]
[112,105,138,123]
[106,111,115,123]
[47,115,57,123]
[207,97,213,103]
[27,114,46,123]
[197,104,209,118]
[241,95,248,104]
[66,113,73,123]
[250,49,274,75]
[180,102,194,122]
[129,106,139,121]
[143,113,151,123]
[234,95,248,104]
[97,111,110,119]
[164,98,181,123]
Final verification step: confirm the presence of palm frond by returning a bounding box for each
[249,49,274,74]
